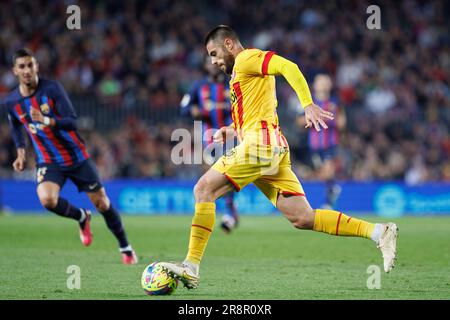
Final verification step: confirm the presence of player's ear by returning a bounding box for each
[224,38,234,51]
[12,64,18,76]
[34,59,39,73]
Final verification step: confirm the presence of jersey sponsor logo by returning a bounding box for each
[29,123,38,134]
[28,123,45,134]
[40,103,50,115]
[230,88,237,104]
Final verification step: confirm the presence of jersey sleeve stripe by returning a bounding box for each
[261,51,276,75]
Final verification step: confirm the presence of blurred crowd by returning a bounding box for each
[0,0,449,183]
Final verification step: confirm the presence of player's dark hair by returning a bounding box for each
[204,25,239,46]
[12,48,35,65]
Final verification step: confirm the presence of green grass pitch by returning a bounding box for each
[0,213,449,300]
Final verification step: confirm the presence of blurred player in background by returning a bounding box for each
[160,25,398,290]
[180,56,239,233]
[3,48,137,264]
[297,74,346,209]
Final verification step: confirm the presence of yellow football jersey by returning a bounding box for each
[229,48,288,147]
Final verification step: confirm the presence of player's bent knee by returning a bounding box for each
[94,199,110,212]
[39,195,58,210]
[194,179,214,202]
[90,196,110,212]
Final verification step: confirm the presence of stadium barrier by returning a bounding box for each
[1,179,450,217]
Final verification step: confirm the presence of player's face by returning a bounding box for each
[13,56,39,86]
[206,40,235,75]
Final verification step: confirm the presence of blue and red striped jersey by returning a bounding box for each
[181,78,232,144]
[308,97,340,150]
[4,78,89,167]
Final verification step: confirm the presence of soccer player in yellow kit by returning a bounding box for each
[160,25,398,289]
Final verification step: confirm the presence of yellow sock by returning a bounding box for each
[313,209,375,239]
[185,202,216,264]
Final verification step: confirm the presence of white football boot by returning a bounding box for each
[159,261,199,289]
[220,214,237,233]
[377,222,399,273]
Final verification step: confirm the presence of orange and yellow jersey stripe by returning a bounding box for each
[229,48,312,148]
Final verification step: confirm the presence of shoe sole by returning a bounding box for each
[384,223,399,273]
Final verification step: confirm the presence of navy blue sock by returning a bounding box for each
[49,197,82,221]
[100,205,129,248]
[325,180,340,207]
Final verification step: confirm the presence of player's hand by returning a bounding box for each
[30,107,44,123]
[304,103,334,132]
[213,126,235,144]
[13,157,26,172]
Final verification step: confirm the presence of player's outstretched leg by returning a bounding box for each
[220,192,239,233]
[37,182,93,246]
[159,202,215,289]
[277,194,398,273]
[160,168,234,289]
[88,188,138,265]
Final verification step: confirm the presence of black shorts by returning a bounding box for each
[36,158,103,193]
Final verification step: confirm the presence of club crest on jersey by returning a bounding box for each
[40,103,50,115]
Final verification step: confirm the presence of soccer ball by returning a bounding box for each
[141,262,178,295]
